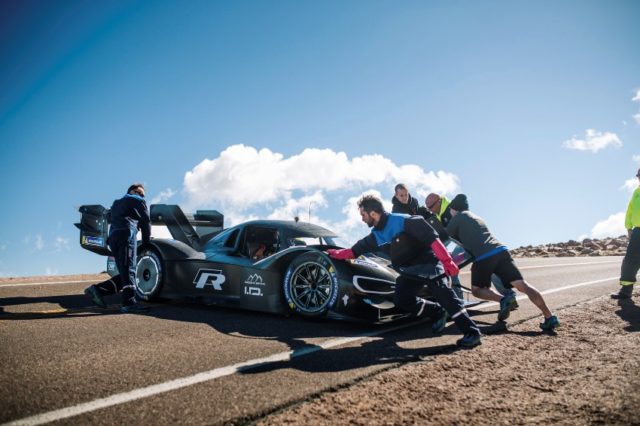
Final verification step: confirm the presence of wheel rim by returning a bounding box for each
[289,261,333,313]
[136,254,160,296]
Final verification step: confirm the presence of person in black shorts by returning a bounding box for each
[445,197,559,331]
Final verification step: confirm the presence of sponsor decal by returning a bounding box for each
[243,273,265,297]
[342,294,349,306]
[194,269,226,290]
[82,235,105,247]
[107,259,117,273]
[244,286,263,296]
[244,273,266,286]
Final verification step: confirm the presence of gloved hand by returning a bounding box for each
[430,239,459,277]
[327,248,355,260]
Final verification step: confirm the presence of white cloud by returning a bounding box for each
[54,236,70,251]
[179,145,462,245]
[150,188,176,204]
[183,145,459,214]
[621,178,638,193]
[634,113,640,125]
[266,191,328,222]
[583,212,626,240]
[633,155,640,164]
[632,89,640,102]
[562,129,622,153]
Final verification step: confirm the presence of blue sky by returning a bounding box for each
[1,0,639,277]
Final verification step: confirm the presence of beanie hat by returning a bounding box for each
[449,194,469,212]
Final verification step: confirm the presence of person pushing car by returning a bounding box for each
[327,194,482,348]
[84,183,151,313]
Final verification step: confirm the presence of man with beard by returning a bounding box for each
[328,194,482,348]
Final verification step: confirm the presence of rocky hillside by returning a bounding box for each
[511,235,627,258]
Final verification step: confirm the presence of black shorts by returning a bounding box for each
[471,250,523,288]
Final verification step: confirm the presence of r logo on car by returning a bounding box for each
[194,269,226,290]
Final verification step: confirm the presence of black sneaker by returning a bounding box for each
[456,332,482,348]
[120,302,150,313]
[498,293,517,321]
[540,315,560,331]
[611,285,633,299]
[84,286,107,308]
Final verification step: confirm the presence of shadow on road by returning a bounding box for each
[615,298,640,332]
[0,289,524,374]
[0,293,124,319]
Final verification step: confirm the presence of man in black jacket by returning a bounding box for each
[84,183,152,313]
[328,194,482,348]
[445,198,558,330]
[391,183,423,215]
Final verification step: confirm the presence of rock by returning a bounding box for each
[511,235,626,258]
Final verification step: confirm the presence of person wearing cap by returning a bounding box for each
[612,168,640,299]
[391,183,424,216]
[84,183,151,313]
[327,194,482,348]
[445,197,559,331]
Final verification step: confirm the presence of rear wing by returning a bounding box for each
[75,204,224,256]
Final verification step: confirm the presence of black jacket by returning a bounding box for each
[109,194,151,243]
[391,194,422,216]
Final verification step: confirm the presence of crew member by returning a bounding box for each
[612,168,640,299]
[391,183,423,215]
[84,183,151,313]
[445,197,559,330]
[328,194,482,348]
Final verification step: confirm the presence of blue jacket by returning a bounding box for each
[351,212,439,267]
[109,194,151,243]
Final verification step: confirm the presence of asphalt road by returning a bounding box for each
[0,256,622,425]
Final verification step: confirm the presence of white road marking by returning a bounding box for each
[475,276,619,309]
[458,259,620,275]
[3,273,621,426]
[0,279,100,288]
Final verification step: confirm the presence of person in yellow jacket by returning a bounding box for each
[612,168,640,299]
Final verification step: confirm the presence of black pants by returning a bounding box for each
[621,228,640,283]
[100,228,138,305]
[395,274,480,336]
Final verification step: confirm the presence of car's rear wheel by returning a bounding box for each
[283,252,339,317]
[135,249,164,301]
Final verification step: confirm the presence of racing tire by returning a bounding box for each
[283,251,339,318]
[135,249,164,301]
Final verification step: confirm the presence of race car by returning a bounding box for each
[76,204,471,323]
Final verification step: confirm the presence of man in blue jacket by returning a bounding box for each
[84,183,151,313]
[328,195,481,348]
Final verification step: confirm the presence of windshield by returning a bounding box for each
[287,235,339,247]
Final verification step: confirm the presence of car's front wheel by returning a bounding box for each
[135,249,164,301]
[283,252,339,317]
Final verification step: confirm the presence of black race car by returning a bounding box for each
[76,204,470,323]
